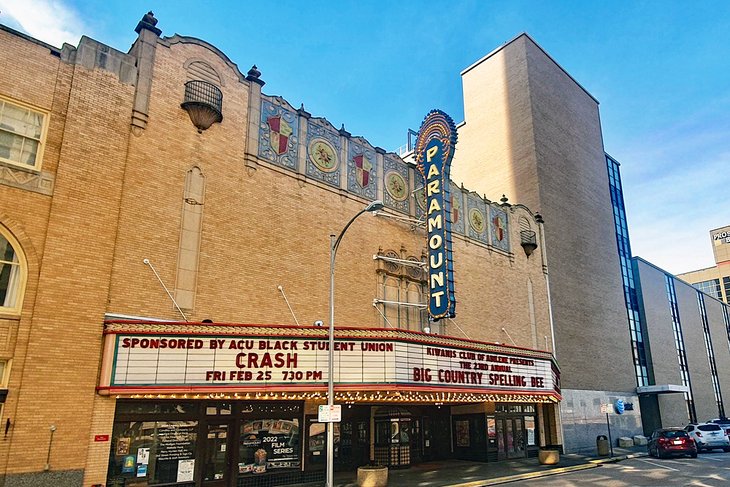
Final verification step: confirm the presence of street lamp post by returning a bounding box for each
[326,200,384,487]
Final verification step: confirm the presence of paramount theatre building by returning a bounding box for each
[0,13,561,487]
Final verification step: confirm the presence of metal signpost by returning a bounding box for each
[601,403,614,457]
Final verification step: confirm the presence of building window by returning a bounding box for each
[607,155,650,387]
[375,249,428,332]
[722,277,730,304]
[0,98,47,171]
[693,279,722,300]
[0,227,26,313]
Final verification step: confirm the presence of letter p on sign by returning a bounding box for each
[426,145,438,162]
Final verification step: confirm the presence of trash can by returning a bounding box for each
[596,435,609,456]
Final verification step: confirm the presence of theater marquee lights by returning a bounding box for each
[415,110,458,320]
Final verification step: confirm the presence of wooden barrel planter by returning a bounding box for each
[357,465,388,487]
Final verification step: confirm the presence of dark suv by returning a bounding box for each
[648,428,697,458]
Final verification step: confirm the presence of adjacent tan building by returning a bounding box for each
[451,34,639,451]
[677,224,730,304]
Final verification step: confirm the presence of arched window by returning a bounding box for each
[0,226,26,313]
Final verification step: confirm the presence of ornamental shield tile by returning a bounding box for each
[450,181,465,236]
[267,116,292,155]
[347,138,377,199]
[259,97,298,169]
[489,205,510,252]
[353,154,372,187]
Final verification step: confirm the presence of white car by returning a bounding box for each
[685,423,730,452]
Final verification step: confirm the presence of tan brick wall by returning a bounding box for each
[635,260,682,388]
[453,34,634,392]
[0,28,136,476]
[82,396,117,486]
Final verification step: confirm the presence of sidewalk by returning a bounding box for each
[321,445,648,487]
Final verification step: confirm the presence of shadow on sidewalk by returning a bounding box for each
[294,446,648,487]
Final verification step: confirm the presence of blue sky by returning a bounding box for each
[1,0,728,275]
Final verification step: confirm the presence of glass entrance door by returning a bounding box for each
[496,418,527,460]
[201,423,231,486]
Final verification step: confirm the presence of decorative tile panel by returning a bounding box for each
[449,182,465,236]
[489,205,510,252]
[258,97,299,169]
[305,118,341,188]
[466,192,488,244]
[413,185,426,221]
[347,137,377,200]
[383,154,410,214]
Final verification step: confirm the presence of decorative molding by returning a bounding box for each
[243,153,258,176]
[131,110,148,134]
[163,35,247,82]
[0,165,54,195]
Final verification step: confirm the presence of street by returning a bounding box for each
[518,451,730,486]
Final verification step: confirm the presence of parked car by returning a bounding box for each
[685,423,730,452]
[648,428,697,458]
[709,418,730,436]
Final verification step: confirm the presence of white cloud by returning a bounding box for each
[0,0,87,47]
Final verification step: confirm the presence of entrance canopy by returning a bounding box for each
[636,384,689,395]
[99,320,561,404]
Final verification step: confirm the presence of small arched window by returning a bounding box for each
[0,226,26,314]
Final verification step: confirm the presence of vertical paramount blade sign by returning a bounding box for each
[415,110,457,320]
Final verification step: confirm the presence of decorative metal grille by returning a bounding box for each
[520,230,537,246]
[181,80,223,131]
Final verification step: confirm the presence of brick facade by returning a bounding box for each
[0,16,556,485]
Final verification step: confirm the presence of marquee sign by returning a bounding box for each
[99,328,558,400]
[414,110,458,320]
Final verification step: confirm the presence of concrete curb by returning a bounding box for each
[446,452,648,486]
[589,452,648,464]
